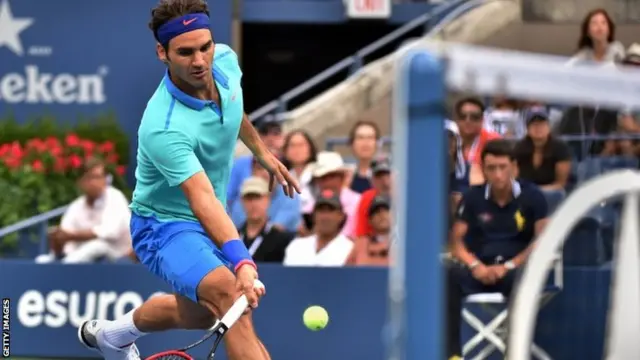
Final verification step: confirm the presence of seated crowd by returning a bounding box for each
[33,9,640,271]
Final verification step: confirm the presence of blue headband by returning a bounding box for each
[156,13,210,46]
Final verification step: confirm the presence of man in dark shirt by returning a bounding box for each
[445,139,549,358]
[238,176,293,263]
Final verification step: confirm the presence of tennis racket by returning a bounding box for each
[145,294,249,360]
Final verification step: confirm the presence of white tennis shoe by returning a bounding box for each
[78,320,141,360]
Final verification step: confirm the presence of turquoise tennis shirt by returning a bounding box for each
[130,44,244,222]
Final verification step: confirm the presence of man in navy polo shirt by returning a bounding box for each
[445,139,549,359]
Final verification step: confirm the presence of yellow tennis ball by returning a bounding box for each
[303,305,329,331]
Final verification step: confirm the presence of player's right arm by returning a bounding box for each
[142,127,261,306]
[181,172,242,248]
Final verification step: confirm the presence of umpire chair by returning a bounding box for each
[461,256,563,360]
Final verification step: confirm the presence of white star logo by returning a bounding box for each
[0,0,33,56]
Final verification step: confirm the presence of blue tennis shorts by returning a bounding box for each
[130,213,231,302]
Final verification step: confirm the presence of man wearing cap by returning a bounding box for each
[300,152,361,237]
[352,156,392,263]
[230,157,301,232]
[237,177,293,263]
[358,195,392,267]
[514,108,571,191]
[284,189,355,266]
[227,117,285,209]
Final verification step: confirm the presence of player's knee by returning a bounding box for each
[196,266,241,319]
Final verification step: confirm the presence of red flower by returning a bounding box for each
[3,157,21,169]
[54,157,67,173]
[68,154,82,169]
[99,141,115,153]
[0,144,10,157]
[65,134,80,147]
[32,160,44,172]
[49,146,62,156]
[106,153,119,164]
[116,165,126,176]
[81,140,95,152]
[9,141,23,158]
[45,136,60,148]
[26,138,47,153]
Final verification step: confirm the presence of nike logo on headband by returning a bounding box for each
[183,18,197,26]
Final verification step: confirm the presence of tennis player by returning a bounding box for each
[77,0,299,359]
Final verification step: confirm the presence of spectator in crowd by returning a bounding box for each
[237,176,293,263]
[567,8,624,66]
[284,189,355,266]
[454,97,501,185]
[557,103,619,158]
[300,151,361,237]
[484,97,525,138]
[515,108,572,190]
[35,159,132,264]
[281,130,318,210]
[348,120,381,194]
[353,156,392,263]
[446,140,549,357]
[227,117,285,208]
[356,195,392,267]
[446,120,468,211]
[230,157,301,232]
[617,44,640,150]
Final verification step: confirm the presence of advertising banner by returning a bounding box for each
[0,261,614,359]
[0,262,388,359]
[0,0,232,180]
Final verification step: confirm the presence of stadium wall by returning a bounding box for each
[234,0,521,158]
[1,261,611,360]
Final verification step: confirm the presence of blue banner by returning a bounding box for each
[0,262,389,359]
[0,261,613,359]
[0,0,232,178]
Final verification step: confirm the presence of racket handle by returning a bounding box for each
[220,295,249,327]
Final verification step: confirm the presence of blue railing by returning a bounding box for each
[0,206,68,256]
[246,0,474,121]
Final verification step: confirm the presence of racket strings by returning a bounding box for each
[145,351,194,360]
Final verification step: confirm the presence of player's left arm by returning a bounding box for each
[239,113,268,157]
[510,188,549,267]
[239,113,301,198]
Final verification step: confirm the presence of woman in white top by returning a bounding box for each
[567,8,625,66]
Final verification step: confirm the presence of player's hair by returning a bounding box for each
[454,96,485,115]
[577,8,615,50]
[480,139,515,162]
[348,120,381,145]
[148,0,210,44]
